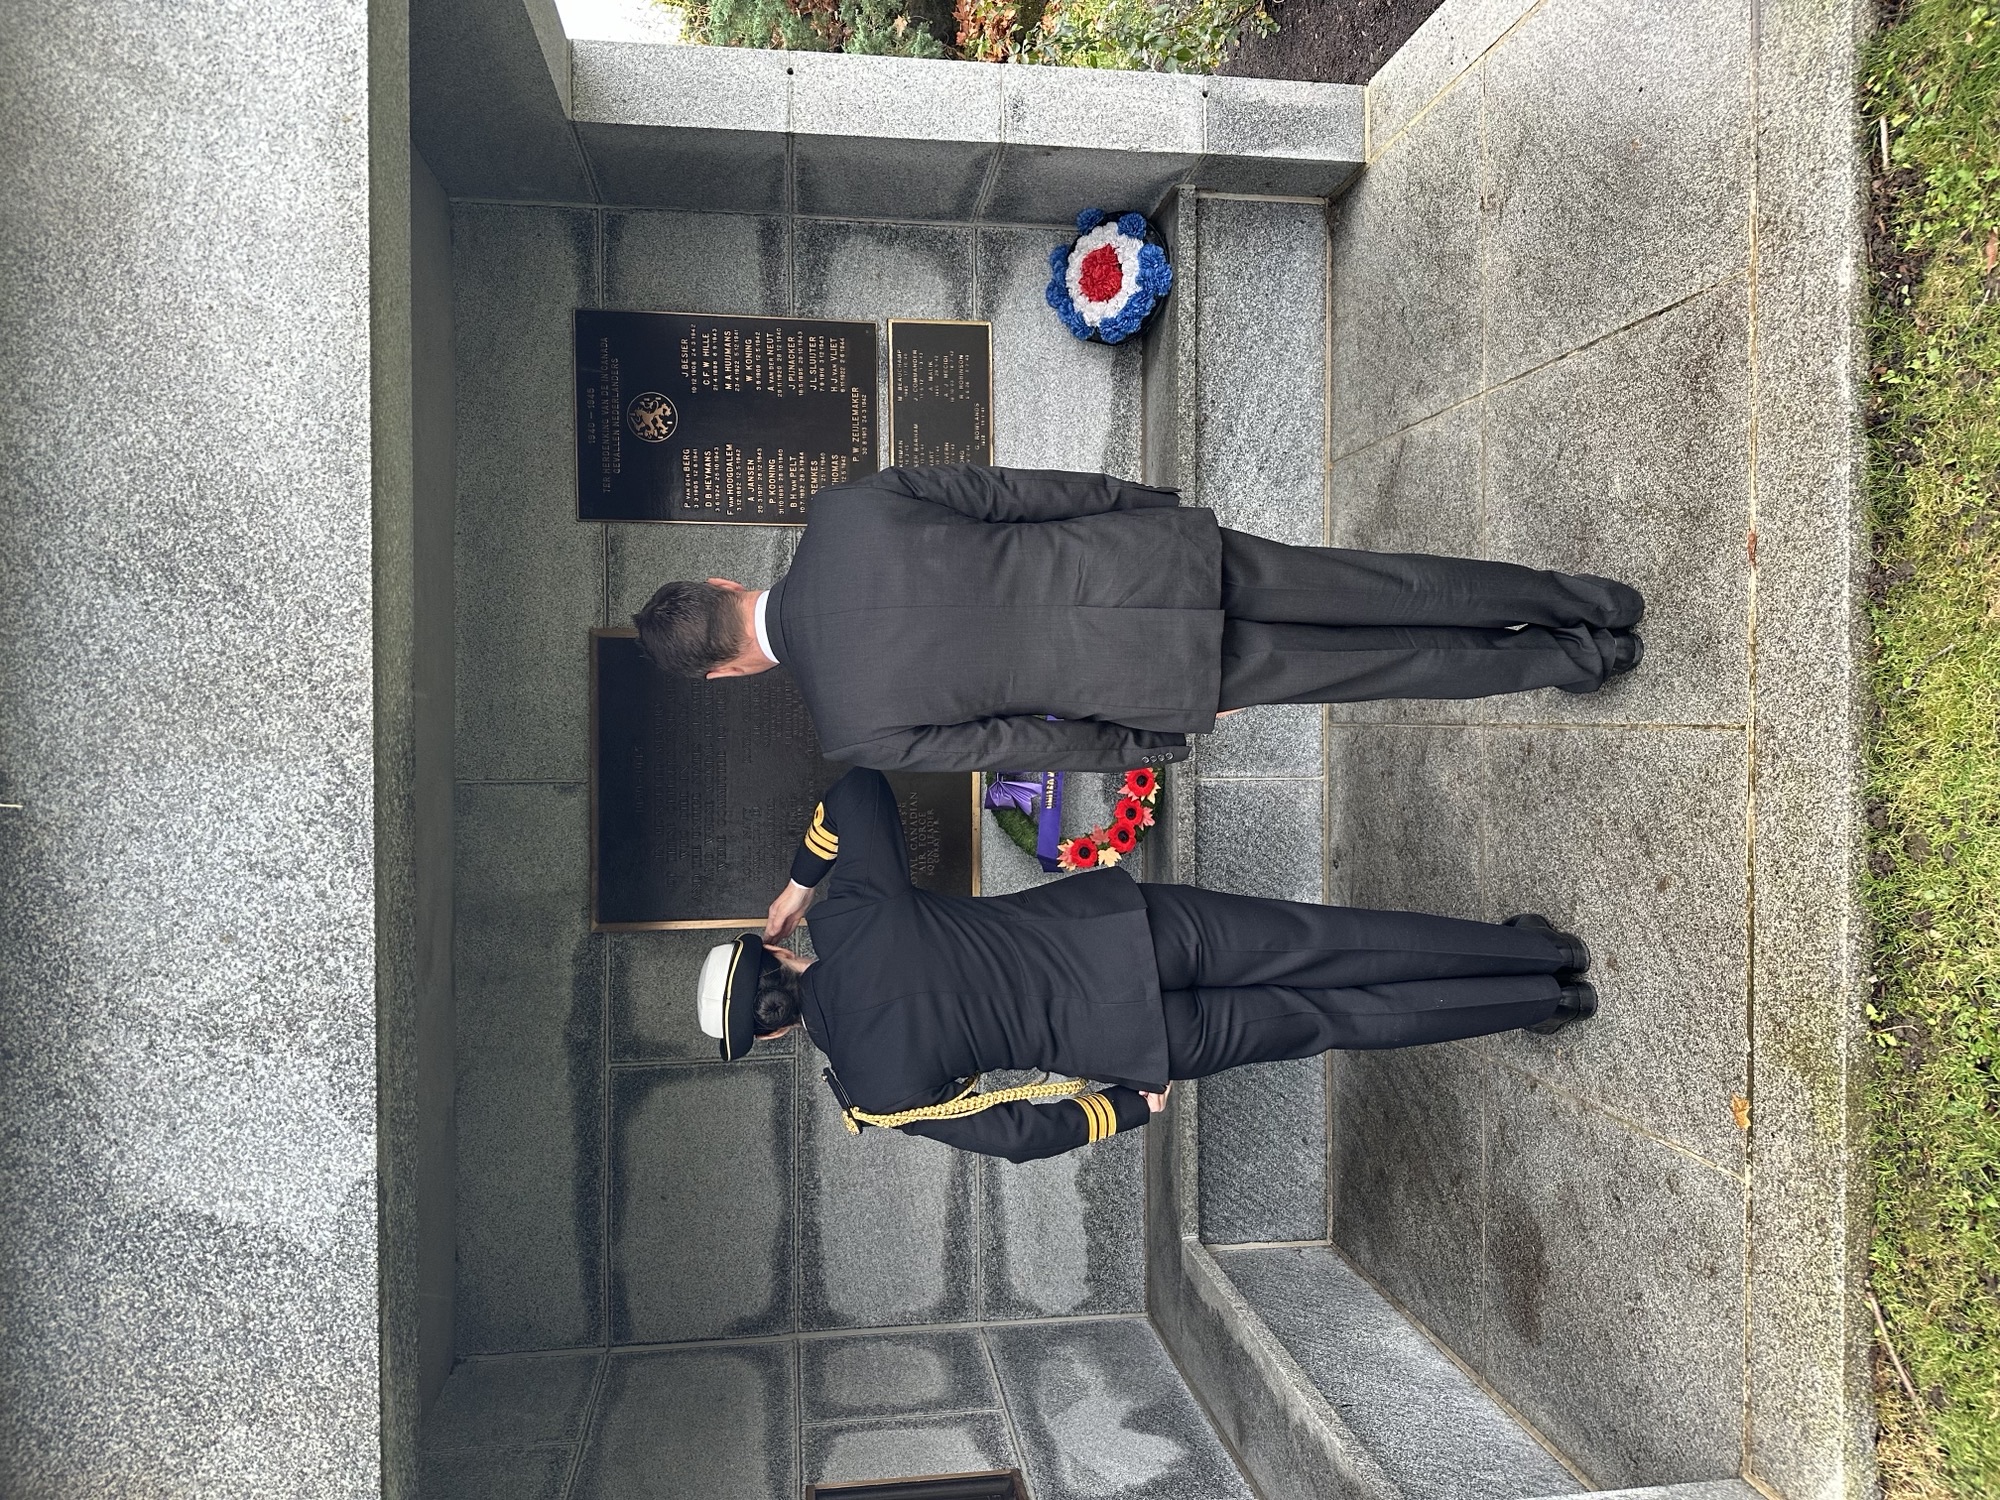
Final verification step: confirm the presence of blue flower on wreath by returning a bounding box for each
[1045,207,1174,346]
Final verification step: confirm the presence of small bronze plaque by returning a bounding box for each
[575,310,880,523]
[591,630,979,929]
[806,1468,1028,1499]
[888,319,993,468]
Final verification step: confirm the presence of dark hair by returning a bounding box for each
[633,581,745,677]
[753,958,802,1038]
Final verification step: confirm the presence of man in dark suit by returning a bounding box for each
[636,465,1644,774]
[694,768,1597,1163]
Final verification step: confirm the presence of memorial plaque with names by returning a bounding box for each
[575,309,879,524]
[888,320,993,468]
[591,630,979,929]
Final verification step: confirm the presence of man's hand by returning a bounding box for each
[1140,1084,1173,1114]
[765,881,814,942]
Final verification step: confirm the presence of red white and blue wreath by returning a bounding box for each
[1045,209,1174,345]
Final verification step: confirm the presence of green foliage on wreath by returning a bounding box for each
[990,800,1040,859]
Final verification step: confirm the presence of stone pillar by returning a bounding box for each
[0,2,420,1495]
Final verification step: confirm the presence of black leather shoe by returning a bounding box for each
[1609,631,1645,677]
[1528,981,1599,1035]
[1503,913,1591,976]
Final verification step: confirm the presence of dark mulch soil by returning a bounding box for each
[1220,0,1444,85]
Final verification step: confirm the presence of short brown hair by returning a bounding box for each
[633,581,745,677]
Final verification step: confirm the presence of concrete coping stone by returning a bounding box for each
[567,39,1364,164]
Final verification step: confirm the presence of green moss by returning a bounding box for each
[1862,3,2000,1494]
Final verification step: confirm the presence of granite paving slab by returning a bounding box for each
[609,1061,796,1344]
[986,1318,1253,1500]
[1481,726,1751,1169]
[454,782,603,1353]
[791,55,1001,221]
[1323,725,1485,917]
[793,218,977,327]
[1481,281,1753,728]
[420,1445,575,1500]
[1191,778,1323,902]
[453,205,603,783]
[1740,2,1874,1493]
[803,1412,1019,1488]
[1193,196,1327,547]
[1479,0,1753,383]
[577,120,790,215]
[975,227,1145,478]
[413,0,594,202]
[1325,398,1482,559]
[601,209,790,316]
[1484,1073,1745,1487]
[1213,1244,1579,1499]
[1330,1043,1486,1356]
[1189,703,1323,780]
[801,1328,1000,1423]
[421,1351,602,1452]
[799,1043,977,1330]
[980,1127,1145,1319]
[1365,0,1538,148]
[1329,75,1484,455]
[571,1343,796,1500]
[1196,1059,1328,1245]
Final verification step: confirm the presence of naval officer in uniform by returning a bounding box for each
[694,767,1598,1162]
[635,464,1645,774]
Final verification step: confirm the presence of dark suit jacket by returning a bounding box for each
[765,465,1224,772]
[789,769,1166,1162]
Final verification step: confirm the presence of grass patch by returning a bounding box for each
[1861,3,2000,1495]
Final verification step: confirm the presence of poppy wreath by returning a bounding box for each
[1045,209,1174,345]
[985,767,1164,871]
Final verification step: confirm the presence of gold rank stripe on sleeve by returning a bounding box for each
[803,803,838,858]
[1074,1092,1115,1143]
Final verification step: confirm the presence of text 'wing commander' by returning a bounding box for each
[634,464,1645,775]
[696,768,1601,1163]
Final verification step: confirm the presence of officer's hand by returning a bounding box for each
[765,881,814,942]
[1141,1085,1173,1113]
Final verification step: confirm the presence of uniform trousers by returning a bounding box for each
[1140,883,1568,1078]
[1217,528,1645,708]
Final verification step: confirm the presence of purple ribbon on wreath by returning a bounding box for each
[984,771,1066,873]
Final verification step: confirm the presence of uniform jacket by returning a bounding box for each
[788,768,1165,1162]
[764,465,1224,773]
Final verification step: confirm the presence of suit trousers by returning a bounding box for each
[1216,528,1645,708]
[1140,883,1567,1077]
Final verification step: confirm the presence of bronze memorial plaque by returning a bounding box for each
[888,319,993,468]
[575,310,880,523]
[591,630,980,930]
[805,1469,1028,1500]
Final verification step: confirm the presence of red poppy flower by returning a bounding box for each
[1106,820,1139,855]
[1113,797,1154,830]
[1122,768,1158,799]
[1061,835,1099,870]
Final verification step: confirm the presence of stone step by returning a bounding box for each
[1210,1244,1582,1500]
